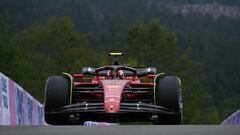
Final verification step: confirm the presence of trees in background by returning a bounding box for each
[0,15,33,95]
[10,17,104,100]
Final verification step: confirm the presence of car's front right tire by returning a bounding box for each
[44,76,70,125]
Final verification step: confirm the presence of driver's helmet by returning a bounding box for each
[117,70,124,79]
[106,70,113,79]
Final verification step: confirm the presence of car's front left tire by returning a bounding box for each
[154,76,182,125]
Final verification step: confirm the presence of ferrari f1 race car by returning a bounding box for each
[44,53,182,125]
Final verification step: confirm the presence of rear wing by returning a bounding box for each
[82,67,157,76]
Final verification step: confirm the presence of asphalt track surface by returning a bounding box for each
[0,125,240,135]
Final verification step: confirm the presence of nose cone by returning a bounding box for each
[104,98,120,113]
[101,80,129,113]
[103,86,122,113]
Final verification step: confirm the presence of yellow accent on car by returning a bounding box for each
[62,72,73,105]
[109,53,124,56]
[153,72,165,105]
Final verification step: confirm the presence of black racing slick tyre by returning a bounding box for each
[44,76,70,125]
[155,76,182,125]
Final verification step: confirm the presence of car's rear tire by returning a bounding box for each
[44,76,70,125]
[155,76,182,125]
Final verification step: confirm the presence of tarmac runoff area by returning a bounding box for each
[0,125,240,135]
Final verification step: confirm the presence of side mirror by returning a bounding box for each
[146,67,157,74]
[136,67,157,77]
[82,67,95,75]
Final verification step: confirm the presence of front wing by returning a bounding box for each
[46,102,178,115]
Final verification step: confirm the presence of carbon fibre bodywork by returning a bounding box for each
[45,65,180,123]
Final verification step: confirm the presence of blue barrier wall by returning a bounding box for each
[0,72,45,125]
[221,110,240,125]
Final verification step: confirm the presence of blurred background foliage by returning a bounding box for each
[1,0,240,124]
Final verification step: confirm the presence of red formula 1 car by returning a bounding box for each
[44,53,182,125]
